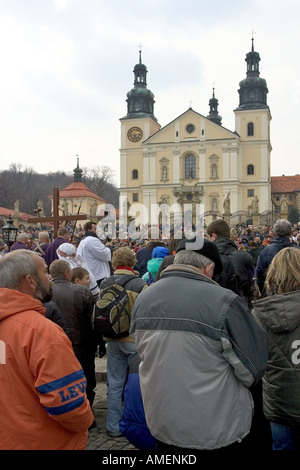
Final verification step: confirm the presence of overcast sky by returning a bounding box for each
[0,0,299,187]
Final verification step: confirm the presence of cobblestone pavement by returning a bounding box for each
[86,358,137,451]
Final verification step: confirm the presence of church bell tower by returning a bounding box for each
[234,37,272,217]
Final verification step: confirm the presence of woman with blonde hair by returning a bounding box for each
[252,247,300,450]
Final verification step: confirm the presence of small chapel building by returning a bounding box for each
[49,159,106,223]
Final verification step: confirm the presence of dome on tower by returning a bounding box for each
[207,87,222,125]
[122,49,157,121]
[235,38,269,111]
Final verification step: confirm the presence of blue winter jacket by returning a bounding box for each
[119,353,156,450]
[256,237,295,293]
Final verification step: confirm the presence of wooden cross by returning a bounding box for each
[27,187,87,238]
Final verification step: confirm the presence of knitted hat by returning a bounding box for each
[176,237,223,274]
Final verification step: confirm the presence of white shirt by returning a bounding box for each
[77,235,111,282]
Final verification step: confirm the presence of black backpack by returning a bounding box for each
[94,275,133,339]
[214,254,240,295]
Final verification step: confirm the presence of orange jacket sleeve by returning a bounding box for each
[34,338,94,432]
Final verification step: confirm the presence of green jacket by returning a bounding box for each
[253,290,300,425]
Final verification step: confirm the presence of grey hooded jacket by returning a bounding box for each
[130,264,268,450]
[253,290,300,425]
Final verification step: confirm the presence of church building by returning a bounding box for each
[49,158,106,222]
[119,39,272,230]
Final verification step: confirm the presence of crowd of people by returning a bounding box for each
[0,216,300,451]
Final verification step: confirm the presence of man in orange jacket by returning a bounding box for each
[0,249,94,450]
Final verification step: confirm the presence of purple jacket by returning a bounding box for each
[10,242,31,251]
[44,237,67,267]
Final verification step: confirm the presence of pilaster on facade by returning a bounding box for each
[173,147,180,183]
[261,113,270,141]
[199,146,206,182]
[230,144,238,180]
[142,149,150,183]
[149,150,157,184]
[260,143,270,182]
[222,144,230,180]
[259,184,272,213]
[237,146,243,181]
[119,150,127,188]
[120,123,127,149]
[142,188,158,225]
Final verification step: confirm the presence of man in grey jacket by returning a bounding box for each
[130,237,268,452]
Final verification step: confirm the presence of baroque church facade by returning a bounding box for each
[119,40,272,230]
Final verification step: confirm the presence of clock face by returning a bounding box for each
[127,126,143,142]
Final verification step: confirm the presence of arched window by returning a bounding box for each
[185,154,196,179]
[247,164,254,175]
[132,169,138,179]
[247,122,254,136]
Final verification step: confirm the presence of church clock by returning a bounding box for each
[127,126,143,142]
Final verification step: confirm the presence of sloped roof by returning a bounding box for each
[271,175,300,193]
[49,181,106,202]
[0,207,34,221]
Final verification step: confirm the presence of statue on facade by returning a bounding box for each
[280,194,288,213]
[13,200,20,217]
[90,200,98,216]
[161,166,168,181]
[159,194,170,207]
[223,192,230,214]
[37,199,45,217]
[251,196,259,214]
[62,199,69,216]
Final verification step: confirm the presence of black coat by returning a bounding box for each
[51,278,95,346]
[44,301,70,337]
[213,237,255,297]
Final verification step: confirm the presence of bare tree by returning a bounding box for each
[82,166,118,206]
[0,164,119,215]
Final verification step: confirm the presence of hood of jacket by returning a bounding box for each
[152,246,169,259]
[214,237,237,255]
[0,288,46,323]
[269,237,294,248]
[146,257,163,275]
[253,290,300,334]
